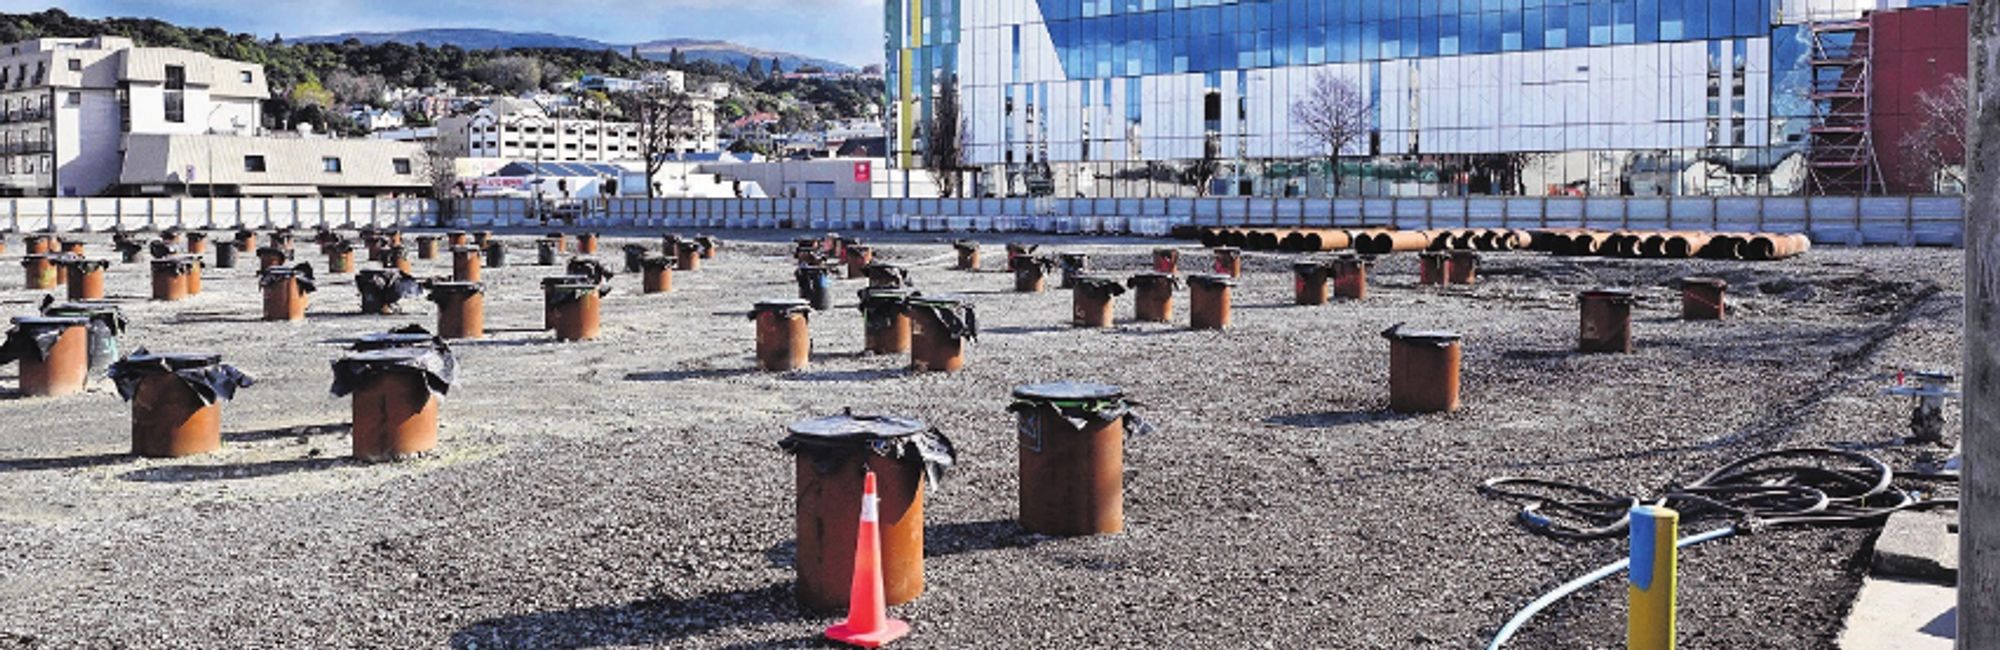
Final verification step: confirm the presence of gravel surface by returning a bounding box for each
[0,229,1964,649]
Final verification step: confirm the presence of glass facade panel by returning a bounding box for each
[889,0,1969,198]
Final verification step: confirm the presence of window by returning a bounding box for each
[243,155,266,172]
[63,92,78,107]
[240,70,253,83]
[66,58,80,72]
[163,64,186,124]
[392,158,412,175]
[164,65,185,91]
[321,157,342,173]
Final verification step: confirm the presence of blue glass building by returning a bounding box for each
[887,0,1968,198]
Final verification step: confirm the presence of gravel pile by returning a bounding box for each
[0,229,1963,648]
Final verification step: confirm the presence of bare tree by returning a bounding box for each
[1291,71,1373,197]
[923,75,967,198]
[1899,73,1970,192]
[417,139,459,225]
[613,87,698,199]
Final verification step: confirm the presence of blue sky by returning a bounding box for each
[1,0,886,65]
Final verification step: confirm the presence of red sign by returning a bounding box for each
[853,162,872,183]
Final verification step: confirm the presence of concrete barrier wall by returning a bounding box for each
[0,195,1964,246]
[0,197,439,233]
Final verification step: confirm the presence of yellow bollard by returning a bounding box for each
[1627,505,1679,650]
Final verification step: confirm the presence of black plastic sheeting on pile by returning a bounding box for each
[106,349,253,405]
[60,258,112,273]
[1127,274,1183,291]
[151,257,195,274]
[857,288,915,331]
[565,258,618,285]
[750,300,813,321]
[1074,276,1128,297]
[356,270,423,308]
[1008,387,1157,439]
[330,340,457,398]
[258,263,318,293]
[779,410,959,486]
[148,241,176,259]
[0,317,85,365]
[39,296,129,337]
[547,282,608,307]
[907,297,978,341]
[1009,254,1058,273]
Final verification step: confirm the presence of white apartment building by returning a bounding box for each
[440,95,719,164]
[0,36,266,197]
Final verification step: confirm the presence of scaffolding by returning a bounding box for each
[1806,15,1887,196]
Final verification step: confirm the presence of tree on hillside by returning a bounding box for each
[1290,70,1372,197]
[923,75,967,198]
[473,55,544,94]
[323,70,386,106]
[613,86,698,198]
[748,58,767,80]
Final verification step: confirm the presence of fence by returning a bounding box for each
[0,195,1965,246]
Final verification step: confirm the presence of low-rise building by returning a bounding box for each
[0,35,266,197]
[118,133,429,197]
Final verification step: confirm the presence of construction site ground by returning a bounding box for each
[0,230,1964,649]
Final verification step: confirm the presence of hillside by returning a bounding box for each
[295,28,615,52]
[0,9,882,140]
[299,30,856,72]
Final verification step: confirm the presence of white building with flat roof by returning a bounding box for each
[0,36,267,197]
[438,95,719,163]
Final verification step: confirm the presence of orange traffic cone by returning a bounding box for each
[824,471,912,648]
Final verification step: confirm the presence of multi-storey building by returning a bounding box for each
[0,36,265,197]
[440,95,720,163]
[887,0,1968,198]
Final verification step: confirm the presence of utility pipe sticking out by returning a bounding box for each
[109,351,251,458]
[1071,276,1125,328]
[1579,289,1637,353]
[1188,274,1237,330]
[1294,260,1333,305]
[1,316,90,397]
[1211,247,1243,278]
[257,263,316,322]
[858,287,916,355]
[1446,251,1480,286]
[640,254,675,294]
[427,282,486,340]
[907,295,975,373]
[954,240,980,271]
[779,413,953,612]
[1382,324,1463,414]
[1332,255,1374,300]
[1679,277,1727,321]
[1128,273,1180,323]
[751,299,813,371]
[1009,382,1150,536]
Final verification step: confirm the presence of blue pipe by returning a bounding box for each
[1484,527,1738,650]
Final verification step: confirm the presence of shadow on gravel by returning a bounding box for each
[447,583,807,650]
[118,457,351,483]
[781,368,905,383]
[1263,410,1418,429]
[763,519,1046,570]
[625,367,760,383]
[0,452,131,473]
[983,325,1068,335]
[224,422,351,444]
[168,311,262,325]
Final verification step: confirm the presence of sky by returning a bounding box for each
[0,0,886,66]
